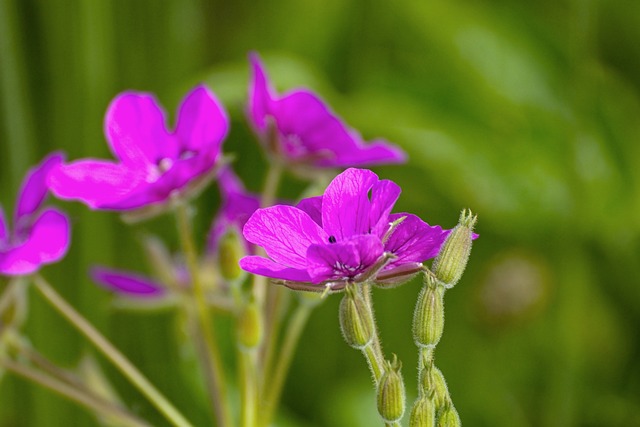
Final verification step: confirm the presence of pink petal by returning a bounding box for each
[306,234,384,283]
[321,168,378,240]
[368,179,401,237]
[175,85,228,154]
[47,160,146,209]
[243,205,327,269]
[91,267,165,298]
[384,213,450,267]
[0,206,7,245]
[0,209,70,275]
[239,255,311,282]
[105,92,173,167]
[296,196,322,227]
[15,152,64,224]
[248,53,275,133]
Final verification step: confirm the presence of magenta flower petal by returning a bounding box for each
[239,255,311,282]
[15,152,64,226]
[248,53,406,168]
[176,85,228,154]
[48,160,146,209]
[0,207,7,245]
[306,234,384,283]
[368,179,401,237]
[51,86,227,213]
[207,166,262,253]
[321,168,379,240]
[296,196,322,227]
[105,93,173,168]
[0,209,70,275]
[91,267,165,298]
[248,53,273,133]
[243,205,328,268]
[384,213,450,267]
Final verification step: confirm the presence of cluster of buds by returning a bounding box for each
[410,209,476,427]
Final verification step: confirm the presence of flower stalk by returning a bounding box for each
[33,275,193,427]
[174,201,232,427]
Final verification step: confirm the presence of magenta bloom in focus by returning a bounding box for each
[48,85,228,212]
[0,153,70,276]
[207,166,261,255]
[240,168,449,290]
[249,53,406,168]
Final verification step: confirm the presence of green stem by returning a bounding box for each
[0,276,24,315]
[174,202,232,427]
[239,348,258,427]
[33,275,193,427]
[261,301,313,425]
[360,283,385,381]
[1,359,150,427]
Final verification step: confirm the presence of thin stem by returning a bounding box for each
[33,275,194,427]
[360,283,385,378]
[1,359,151,427]
[362,345,384,382]
[0,276,24,315]
[239,348,257,427]
[261,301,313,425]
[174,202,232,427]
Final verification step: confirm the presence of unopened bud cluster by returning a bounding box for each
[410,210,476,427]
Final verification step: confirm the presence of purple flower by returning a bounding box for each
[239,168,449,290]
[248,53,407,168]
[91,267,166,299]
[48,85,228,213]
[0,153,70,276]
[207,166,261,255]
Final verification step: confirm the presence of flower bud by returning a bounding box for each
[421,366,449,409]
[433,209,477,288]
[377,355,406,423]
[437,405,461,427]
[339,285,373,349]
[413,276,445,348]
[217,230,246,283]
[410,396,436,427]
[237,298,263,349]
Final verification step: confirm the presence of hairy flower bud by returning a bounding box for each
[437,405,461,427]
[237,298,262,349]
[339,285,374,349]
[432,209,477,288]
[377,355,406,423]
[413,276,445,348]
[421,366,450,409]
[410,396,436,427]
[217,230,246,282]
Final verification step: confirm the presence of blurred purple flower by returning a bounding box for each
[91,267,166,298]
[48,85,228,212]
[207,166,261,255]
[248,53,407,168]
[0,153,70,276]
[240,168,449,290]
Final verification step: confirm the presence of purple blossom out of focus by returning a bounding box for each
[240,168,450,290]
[248,53,407,169]
[47,85,228,213]
[0,153,70,276]
[207,166,261,255]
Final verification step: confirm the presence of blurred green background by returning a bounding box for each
[1,0,640,425]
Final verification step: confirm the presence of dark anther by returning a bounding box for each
[328,235,336,244]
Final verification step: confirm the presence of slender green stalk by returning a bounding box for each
[33,275,194,427]
[360,283,385,380]
[0,276,23,315]
[174,202,232,427]
[239,348,258,427]
[1,359,150,427]
[261,301,313,425]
